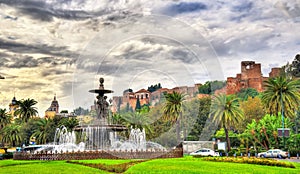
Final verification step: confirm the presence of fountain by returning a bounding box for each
[15,77,182,160]
[73,77,128,150]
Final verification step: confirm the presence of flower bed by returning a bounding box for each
[201,157,295,168]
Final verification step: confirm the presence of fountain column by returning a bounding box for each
[89,77,113,125]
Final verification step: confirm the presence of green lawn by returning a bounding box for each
[0,160,109,174]
[126,157,300,174]
[0,157,299,174]
[70,159,133,165]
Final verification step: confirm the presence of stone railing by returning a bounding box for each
[13,148,183,160]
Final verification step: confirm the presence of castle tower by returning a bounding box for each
[45,95,59,119]
[9,95,19,120]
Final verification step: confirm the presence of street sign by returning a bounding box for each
[277,128,290,137]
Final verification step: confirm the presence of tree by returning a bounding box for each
[147,83,162,92]
[59,118,79,131]
[262,76,300,118]
[122,112,152,135]
[291,54,300,78]
[1,123,22,147]
[73,107,89,116]
[198,80,226,94]
[243,114,293,150]
[135,98,141,111]
[31,118,52,144]
[14,98,38,122]
[210,94,244,152]
[0,108,11,130]
[163,91,186,143]
[236,88,259,101]
[238,96,265,132]
[188,97,211,141]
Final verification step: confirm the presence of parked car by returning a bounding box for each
[258,149,288,159]
[190,148,219,156]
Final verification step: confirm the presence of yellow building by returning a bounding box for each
[45,95,59,119]
[8,96,19,120]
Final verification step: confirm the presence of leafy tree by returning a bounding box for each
[262,76,300,118]
[236,88,259,101]
[73,107,89,116]
[135,98,141,111]
[31,118,52,144]
[0,108,11,130]
[1,123,22,147]
[58,118,79,131]
[60,110,68,113]
[243,114,293,150]
[111,113,126,125]
[198,80,226,94]
[122,112,152,135]
[187,97,211,141]
[147,83,162,92]
[163,91,186,143]
[210,94,244,151]
[237,96,265,132]
[14,98,38,122]
[20,118,40,145]
[291,54,300,78]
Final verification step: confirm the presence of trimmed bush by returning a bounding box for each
[201,157,295,168]
[2,152,13,159]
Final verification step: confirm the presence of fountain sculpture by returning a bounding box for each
[76,77,127,150]
[54,77,165,151]
[15,77,182,160]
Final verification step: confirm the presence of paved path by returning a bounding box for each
[277,158,300,163]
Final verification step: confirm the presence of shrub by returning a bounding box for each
[201,157,295,168]
[3,152,13,159]
[288,148,300,157]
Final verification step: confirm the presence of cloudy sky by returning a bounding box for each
[0,0,299,116]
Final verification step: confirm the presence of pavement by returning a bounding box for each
[277,158,300,163]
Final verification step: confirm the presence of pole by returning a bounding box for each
[280,88,285,150]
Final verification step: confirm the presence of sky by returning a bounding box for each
[0,0,299,116]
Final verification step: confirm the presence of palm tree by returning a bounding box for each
[32,118,52,144]
[262,76,300,118]
[15,98,38,122]
[122,112,152,134]
[163,91,186,144]
[1,123,22,147]
[210,94,244,152]
[0,108,11,130]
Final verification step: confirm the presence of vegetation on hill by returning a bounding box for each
[198,80,226,94]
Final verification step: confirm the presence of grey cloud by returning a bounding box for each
[171,49,196,64]
[41,69,71,77]
[0,39,78,58]
[1,56,73,69]
[0,0,131,22]
[162,2,208,16]
[17,81,46,90]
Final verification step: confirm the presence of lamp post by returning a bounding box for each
[280,88,285,150]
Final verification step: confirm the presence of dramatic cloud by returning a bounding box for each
[0,0,299,115]
[162,2,208,16]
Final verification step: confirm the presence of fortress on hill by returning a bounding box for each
[111,61,281,112]
[111,84,201,112]
[226,61,281,94]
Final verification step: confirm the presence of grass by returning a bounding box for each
[0,157,299,174]
[0,160,109,174]
[69,159,133,165]
[125,156,300,174]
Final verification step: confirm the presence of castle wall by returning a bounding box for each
[226,61,280,94]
